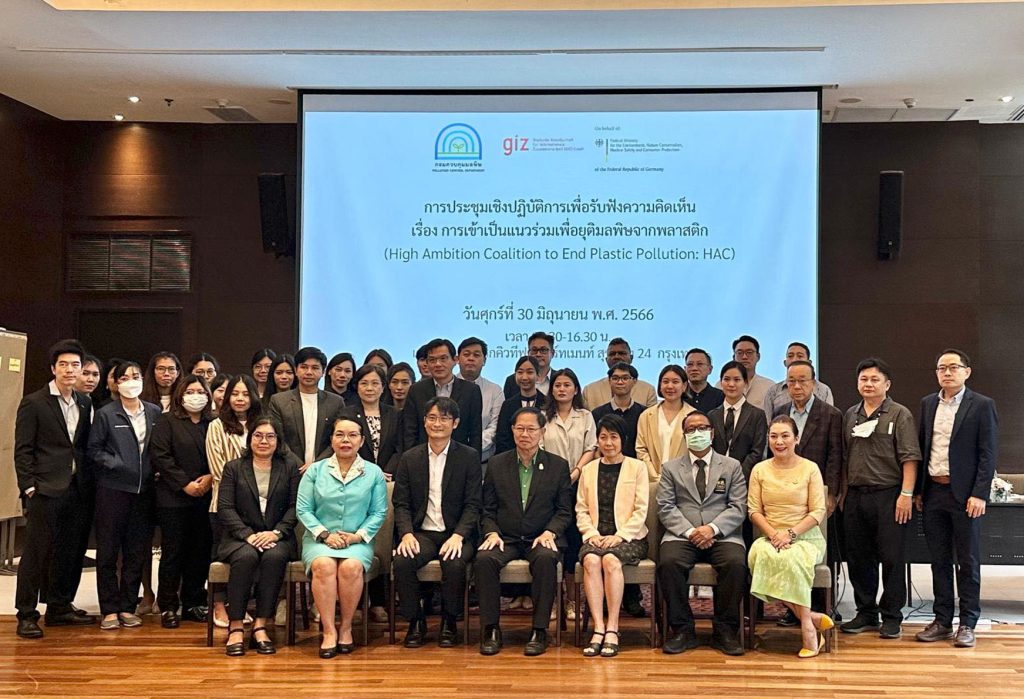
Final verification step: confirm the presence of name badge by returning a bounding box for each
[713,478,727,494]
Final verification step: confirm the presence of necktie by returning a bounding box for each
[725,407,736,444]
[695,459,707,500]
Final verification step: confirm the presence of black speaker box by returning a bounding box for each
[258,173,294,257]
[877,170,904,261]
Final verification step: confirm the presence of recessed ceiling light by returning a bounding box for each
[127,95,141,104]
[839,97,862,104]
[113,113,125,121]
[1000,95,1014,103]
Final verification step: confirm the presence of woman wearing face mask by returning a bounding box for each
[635,365,696,481]
[325,352,358,406]
[205,374,263,627]
[87,361,162,631]
[250,348,276,401]
[149,375,216,628]
[747,415,830,658]
[576,414,649,658]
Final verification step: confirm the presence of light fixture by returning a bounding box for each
[113,113,125,121]
[839,97,862,104]
[1000,95,1014,103]
[127,95,141,104]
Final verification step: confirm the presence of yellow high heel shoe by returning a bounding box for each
[815,615,835,632]
[798,633,824,659]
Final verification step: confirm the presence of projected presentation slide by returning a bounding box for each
[300,91,819,385]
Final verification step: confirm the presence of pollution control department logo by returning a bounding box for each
[435,123,483,161]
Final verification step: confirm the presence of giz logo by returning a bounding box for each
[502,135,529,156]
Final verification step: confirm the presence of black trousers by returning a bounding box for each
[15,479,92,620]
[657,539,746,632]
[393,530,474,621]
[923,484,982,628]
[224,543,290,621]
[843,486,908,622]
[95,486,154,616]
[156,501,212,612]
[476,541,561,629]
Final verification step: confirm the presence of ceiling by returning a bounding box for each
[2,0,1023,123]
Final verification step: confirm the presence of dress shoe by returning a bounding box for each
[16,619,43,639]
[249,626,276,654]
[777,609,800,627]
[225,629,246,657]
[915,621,954,642]
[161,611,180,629]
[181,606,208,623]
[318,645,338,659]
[403,618,427,648]
[523,628,548,656]
[798,633,824,659]
[954,625,976,648]
[45,610,95,626]
[662,627,700,654]
[438,617,458,648]
[815,614,835,633]
[72,605,91,617]
[479,625,502,655]
[879,619,903,639]
[337,642,356,654]
[710,628,744,656]
[840,614,880,634]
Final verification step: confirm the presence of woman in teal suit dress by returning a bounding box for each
[297,416,387,658]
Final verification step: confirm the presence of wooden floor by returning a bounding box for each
[2,617,1024,698]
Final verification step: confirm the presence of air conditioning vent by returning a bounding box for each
[66,233,191,292]
[204,105,259,122]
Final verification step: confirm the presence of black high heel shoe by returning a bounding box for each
[249,626,276,655]
[319,635,339,659]
[225,628,246,657]
[337,639,356,654]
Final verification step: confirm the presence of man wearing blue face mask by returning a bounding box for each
[656,411,748,656]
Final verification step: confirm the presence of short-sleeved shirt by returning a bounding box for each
[843,397,922,488]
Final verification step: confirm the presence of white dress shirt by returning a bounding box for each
[929,386,965,477]
[49,380,80,473]
[461,373,504,461]
[434,377,454,398]
[423,440,450,532]
[722,396,746,448]
[300,391,318,464]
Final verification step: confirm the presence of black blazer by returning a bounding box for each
[341,402,401,474]
[87,399,162,494]
[773,398,844,496]
[216,452,302,561]
[14,384,92,497]
[150,413,212,509]
[917,388,999,504]
[709,401,767,481]
[494,392,549,456]
[402,377,483,455]
[268,388,346,464]
[393,440,482,543]
[481,448,573,545]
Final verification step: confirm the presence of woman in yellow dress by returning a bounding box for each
[747,415,833,657]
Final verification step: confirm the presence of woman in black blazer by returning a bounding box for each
[343,364,400,475]
[86,360,162,631]
[150,375,216,629]
[217,416,301,656]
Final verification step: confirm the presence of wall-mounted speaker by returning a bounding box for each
[877,170,904,261]
[258,173,294,257]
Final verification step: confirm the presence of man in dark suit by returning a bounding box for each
[476,407,573,657]
[393,397,482,648]
[708,361,767,481]
[268,346,345,471]
[914,349,998,649]
[772,359,844,625]
[657,411,747,656]
[14,339,96,638]
[402,338,482,455]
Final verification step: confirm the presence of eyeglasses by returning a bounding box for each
[512,426,541,435]
[936,364,966,374]
[194,369,216,378]
[154,366,178,374]
[609,375,634,383]
[734,350,757,358]
[528,347,552,355]
[425,415,454,424]
[252,433,277,442]
[683,425,712,434]
[425,355,451,365]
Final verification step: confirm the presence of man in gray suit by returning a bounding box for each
[657,410,747,656]
[268,346,346,472]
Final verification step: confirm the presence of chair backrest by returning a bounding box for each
[373,481,395,570]
[646,480,664,563]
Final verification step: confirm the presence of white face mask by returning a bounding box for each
[119,379,143,399]
[182,393,209,412]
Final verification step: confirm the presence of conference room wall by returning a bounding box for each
[0,94,1021,468]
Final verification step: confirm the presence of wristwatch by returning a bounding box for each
[272,529,282,538]
[316,530,329,543]
[787,528,797,543]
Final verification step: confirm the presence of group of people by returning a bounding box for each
[13,332,998,660]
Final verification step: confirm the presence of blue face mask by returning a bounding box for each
[684,428,713,452]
